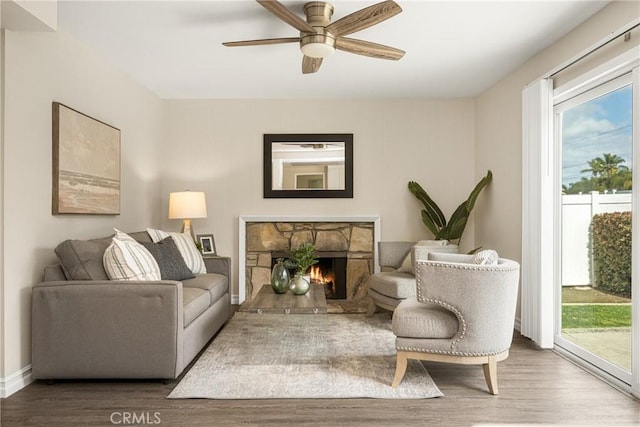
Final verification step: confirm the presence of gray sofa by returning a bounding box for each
[31,231,230,381]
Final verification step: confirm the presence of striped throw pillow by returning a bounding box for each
[103,229,161,281]
[147,228,206,275]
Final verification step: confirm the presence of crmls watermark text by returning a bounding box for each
[110,411,161,425]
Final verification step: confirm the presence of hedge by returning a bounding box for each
[591,211,631,298]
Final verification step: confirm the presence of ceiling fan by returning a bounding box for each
[222,0,405,74]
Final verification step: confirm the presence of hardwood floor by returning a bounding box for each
[2,310,639,426]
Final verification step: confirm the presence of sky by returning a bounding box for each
[561,84,633,188]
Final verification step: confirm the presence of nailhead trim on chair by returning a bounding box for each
[416,261,520,273]
[395,346,505,357]
[400,260,518,359]
[414,260,519,349]
[422,297,465,349]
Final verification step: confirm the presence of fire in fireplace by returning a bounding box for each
[273,252,347,299]
[309,256,347,299]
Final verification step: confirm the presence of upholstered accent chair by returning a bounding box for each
[367,241,458,316]
[367,242,415,315]
[391,252,520,395]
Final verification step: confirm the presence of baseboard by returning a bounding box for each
[514,317,521,332]
[231,294,239,305]
[0,364,33,398]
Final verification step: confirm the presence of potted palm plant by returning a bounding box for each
[285,243,319,295]
[408,170,492,250]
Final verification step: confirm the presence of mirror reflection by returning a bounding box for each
[272,142,346,190]
[263,134,353,198]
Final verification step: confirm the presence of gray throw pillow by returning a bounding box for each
[141,237,195,281]
[55,237,112,280]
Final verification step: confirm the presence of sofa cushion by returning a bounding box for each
[368,271,416,299]
[55,237,112,280]
[182,274,228,304]
[182,287,211,327]
[103,229,161,281]
[392,297,458,339]
[140,237,195,281]
[147,228,206,275]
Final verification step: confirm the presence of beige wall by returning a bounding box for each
[161,99,477,298]
[1,0,57,32]
[1,29,163,379]
[474,1,639,319]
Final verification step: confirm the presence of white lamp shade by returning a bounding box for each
[168,191,207,219]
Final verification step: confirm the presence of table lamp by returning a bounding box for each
[168,191,207,241]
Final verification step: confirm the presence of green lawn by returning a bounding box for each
[562,304,632,329]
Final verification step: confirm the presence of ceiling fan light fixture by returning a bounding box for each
[224,1,404,74]
[301,42,335,58]
[300,33,336,58]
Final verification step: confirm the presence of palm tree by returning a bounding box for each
[581,156,605,177]
[580,153,629,190]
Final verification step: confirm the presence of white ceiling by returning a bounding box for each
[57,0,609,99]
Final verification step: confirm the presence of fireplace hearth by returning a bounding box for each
[241,218,378,304]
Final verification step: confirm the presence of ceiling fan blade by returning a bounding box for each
[325,0,402,38]
[257,0,316,33]
[335,37,405,60]
[302,56,323,74]
[223,37,300,47]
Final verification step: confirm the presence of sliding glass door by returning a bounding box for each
[554,70,636,385]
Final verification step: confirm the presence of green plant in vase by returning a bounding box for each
[285,243,319,295]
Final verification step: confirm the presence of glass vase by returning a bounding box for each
[289,273,310,295]
[270,258,290,294]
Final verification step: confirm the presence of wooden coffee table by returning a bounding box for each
[239,284,327,314]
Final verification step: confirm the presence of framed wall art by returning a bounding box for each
[52,102,121,215]
[197,234,216,255]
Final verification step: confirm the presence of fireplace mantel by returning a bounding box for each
[237,215,380,303]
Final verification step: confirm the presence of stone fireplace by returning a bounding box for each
[239,216,379,305]
[271,251,348,299]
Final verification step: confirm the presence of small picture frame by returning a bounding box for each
[197,234,216,255]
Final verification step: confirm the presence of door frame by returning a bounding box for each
[551,51,639,393]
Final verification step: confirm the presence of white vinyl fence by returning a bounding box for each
[562,191,631,286]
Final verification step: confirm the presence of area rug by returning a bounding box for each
[168,312,443,399]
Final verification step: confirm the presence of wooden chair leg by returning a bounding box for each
[482,355,499,395]
[366,300,377,317]
[391,351,408,387]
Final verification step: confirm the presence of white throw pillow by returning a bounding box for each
[103,229,161,281]
[396,252,414,273]
[472,249,499,265]
[147,228,206,274]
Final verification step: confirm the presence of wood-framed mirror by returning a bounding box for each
[263,134,353,198]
